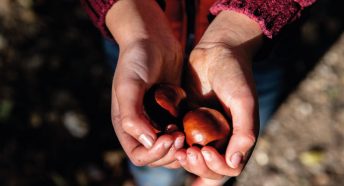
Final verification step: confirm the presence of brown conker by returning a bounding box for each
[143,84,186,131]
[144,84,231,149]
[183,107,230,149]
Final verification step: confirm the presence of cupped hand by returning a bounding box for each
[176,10,263,182]
[106,0,185,168]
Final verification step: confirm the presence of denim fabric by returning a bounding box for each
[104,38,119,71]
[129,162,186,186]
[253,66,284,132]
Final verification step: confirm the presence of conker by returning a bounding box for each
[144,83,231,149]
[183,107,230,149]
[143,84,186,131]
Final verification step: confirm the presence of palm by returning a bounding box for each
[175,44,259,179]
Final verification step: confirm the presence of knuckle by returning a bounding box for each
[205,175,224,180]
[111,110,121,126]
[230,170,241,177]
[245,133,257,147]
[190,48,204,58]
[189,48,206,66]
[114,83,127,97]
[165,163,181,169]
[147,163,157,168]
[232,129,257,147]
[121,116,136,133]
[218,175,225,180]
[198,169,211,177]
[209,162,221,171]
[130,158,146,167]
[213,175,225,180]
[232,92,256,107]
[233,133,257,150]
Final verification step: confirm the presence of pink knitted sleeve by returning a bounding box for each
[80,0,316,39]
[210,0,317,38]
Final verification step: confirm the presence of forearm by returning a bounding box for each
[105,0,175,48]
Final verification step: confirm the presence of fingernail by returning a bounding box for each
[174,136,185,149]
[138,134,154,149]
[230,152,243,169]
[201,150,212,161]
[187,152,197,162]
[164,140,174,149]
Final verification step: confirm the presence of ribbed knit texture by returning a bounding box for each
[210,0,316,38]
[80,0,316,39]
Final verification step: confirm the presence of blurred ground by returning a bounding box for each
[238,33,344,186]
[0,0,343,186]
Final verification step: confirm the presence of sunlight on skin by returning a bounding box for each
[106,0,262,183]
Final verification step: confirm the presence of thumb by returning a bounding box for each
[226,97,258,169]
[114,78,157,149]
[214,84,259,169]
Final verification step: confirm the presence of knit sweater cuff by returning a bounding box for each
[210,0,315,38]
[80,0,117,39]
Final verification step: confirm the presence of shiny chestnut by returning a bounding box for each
[144,84,231,149]
[143,84,186,131]
[183,107,230,149]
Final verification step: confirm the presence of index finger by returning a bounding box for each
[114,77,158,149]
[112,90,174,166]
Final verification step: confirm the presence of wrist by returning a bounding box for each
[198,10,263,56]
[105,0,175,48]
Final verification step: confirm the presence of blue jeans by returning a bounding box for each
[103,39,284,185]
